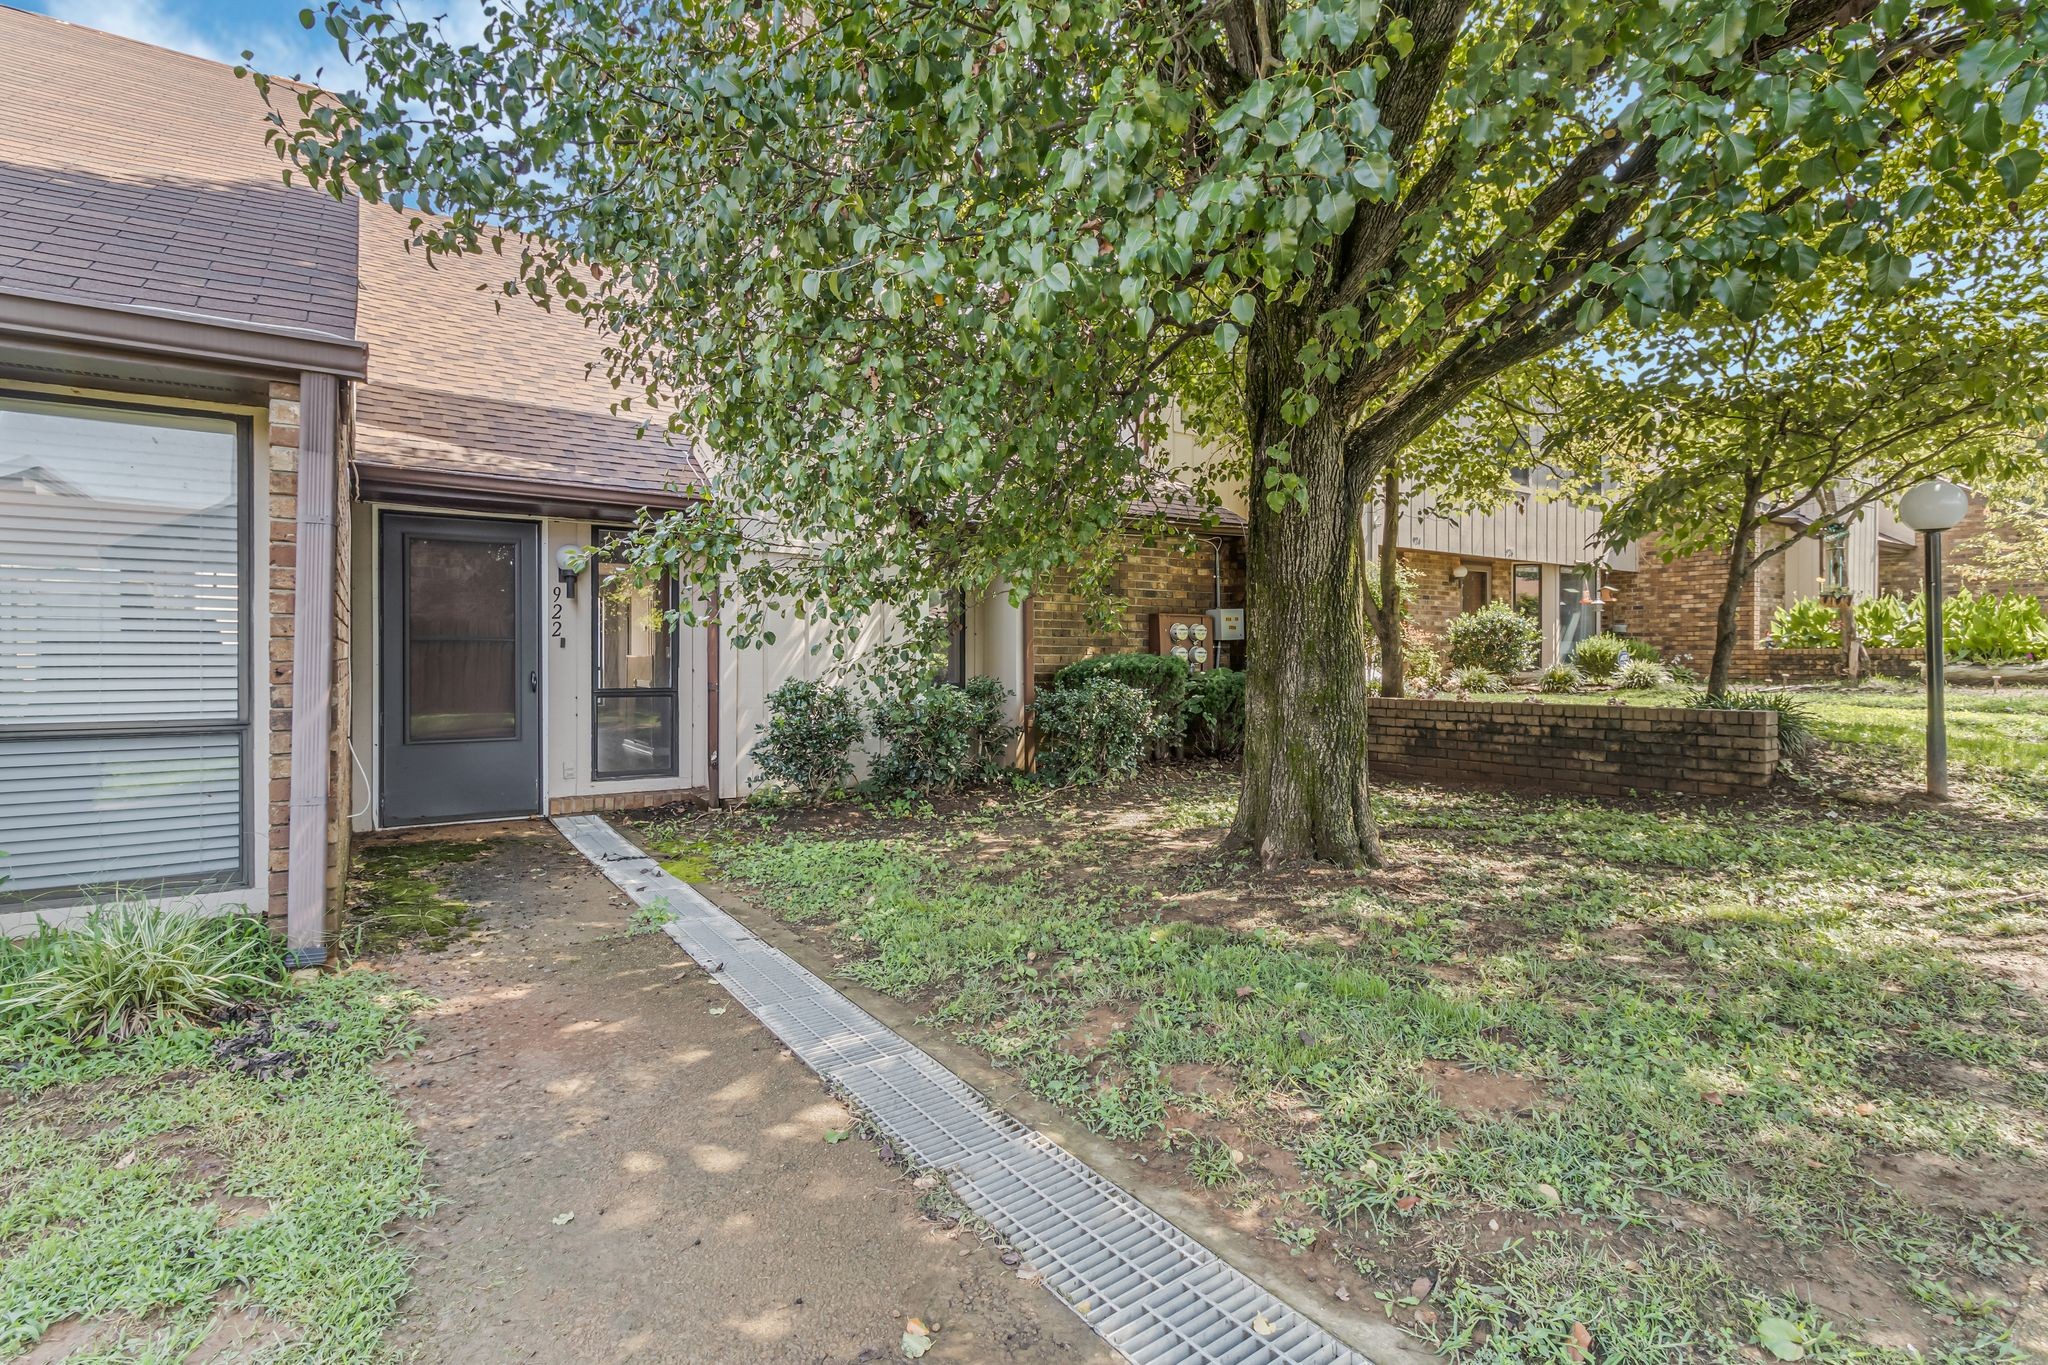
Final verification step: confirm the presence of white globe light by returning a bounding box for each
[1898,479,1971,533]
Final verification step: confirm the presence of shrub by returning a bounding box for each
[1616,658,1670,690]
[1538,663,1581,693]
[1619,639,1662,663]
[1769,597,1843,648]
[1033,677,1160,784]
[869,676,1016,794]
[1449,665,1505,694]
[1053,652,1190,743]
[1446,601,1540,675]
[1182,667,1246,758]
[1405,638,1448,692]
[752,677,864,799]
[0,902,283,1041]
[1686,687,1817,759]
[1855,593,1920,648]
[1570,632,1628,683]
[1944,588,2048,663]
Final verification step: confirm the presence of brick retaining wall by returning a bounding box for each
[1368,697,1778,798]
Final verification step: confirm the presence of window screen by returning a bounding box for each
[592,538,677,779]
[0,394,247,901]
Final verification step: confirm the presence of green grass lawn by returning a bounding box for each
[641,688,2048,1364]
[0,973,430,1362]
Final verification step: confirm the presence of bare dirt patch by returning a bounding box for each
[360,825,1110,1364]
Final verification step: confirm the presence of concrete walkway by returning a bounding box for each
[372,823,1111,1363]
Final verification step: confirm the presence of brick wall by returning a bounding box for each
[264,379,354,940]
[265,382,298,926]
[1933,496,2048,601]
[1607,536,1782,680]
[1368,697,1778,798]
[1400,549,1480,645]
[548,788,709,817]
[1031,532,1247,686]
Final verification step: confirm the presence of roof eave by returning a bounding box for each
[353,458,703,521]
[0,289,368,382]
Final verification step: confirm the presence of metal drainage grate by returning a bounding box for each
[555,814,1370,1365]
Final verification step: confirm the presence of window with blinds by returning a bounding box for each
[0,394,249,903]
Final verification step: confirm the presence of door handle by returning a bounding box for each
[529,670,539,693]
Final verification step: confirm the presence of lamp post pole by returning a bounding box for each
[1899,478,1968,801]
[1923,527,1948,801]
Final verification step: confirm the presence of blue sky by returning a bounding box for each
[14,0,481,78]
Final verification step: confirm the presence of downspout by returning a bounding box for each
[285,371,339,968]
[704,581,722,805]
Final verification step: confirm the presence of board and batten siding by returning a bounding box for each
[1383,476,1639,571]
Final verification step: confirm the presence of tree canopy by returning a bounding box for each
[263,0,2048,859]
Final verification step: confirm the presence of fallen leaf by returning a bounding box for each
[1567,1320,1592,1362]
[1251,1313,1276,1336]
[551,1212,575,1226]
[1333,1286,1351,1302]
[1756,1316,1807,1361]
[1235,985,1255,999]
[1415,1307,1439,1328]
[708,1005,727,1016]
[1853,1102,1876,1117]
[1411,1276,1433,1299]
[904,1318,929,1337]
[1394,1195,1420,1212]
[901,1330,932,1359]
[824,1129,849,1144]
[1703,1091,1725,1106]
[1534,1182,1561,1205]
[1076,1299,1091,1314]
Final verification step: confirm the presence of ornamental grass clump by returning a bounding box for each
[0,901,283,1042]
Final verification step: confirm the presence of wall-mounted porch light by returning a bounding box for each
[1450,565,1469,581]
[556,544,587,601]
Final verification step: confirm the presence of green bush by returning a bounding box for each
[1616,658,1670,690]
[1570,632,1628,682]
[1773,590,2046,661]
[1446,601,1540,675]
[1686,688,1817,759]
[1538,663,1582,693]
[752,677,864,799]
[0,902,283,1041]
[1182,667,1246,757]
[1052,652,1190,742]
[1033,676,1160,784]
[869,676,1016,794]
[1404,638,1447,691]
[1855,593,1920,648]
[1449,665,1506,693]
[1769,597,1843,648]
[1944,588,2048,663]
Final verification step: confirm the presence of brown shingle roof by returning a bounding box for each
[0,5,359,339]
[351,204,705,504]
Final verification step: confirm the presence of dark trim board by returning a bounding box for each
[0,290,367,381]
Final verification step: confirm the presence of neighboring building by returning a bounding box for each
[0,8,1244,953]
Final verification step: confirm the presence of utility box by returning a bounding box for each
[1207,607,1245,642]
[1150,612,1215,671]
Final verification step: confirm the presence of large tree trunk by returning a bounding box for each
[1227,320,1382,868]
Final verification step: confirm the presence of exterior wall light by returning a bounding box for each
[556,543,587,601]
[1898,478,1971,799]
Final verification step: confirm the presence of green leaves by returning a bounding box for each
[261,0,2048,682]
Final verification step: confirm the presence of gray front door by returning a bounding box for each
[379,514,541,825]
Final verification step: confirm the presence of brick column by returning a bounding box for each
[265,381,300,929]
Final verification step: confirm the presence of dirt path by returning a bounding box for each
[370,824,1111,1364]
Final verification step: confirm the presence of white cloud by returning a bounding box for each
[40,0,233,62]
[38,0,490,82]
